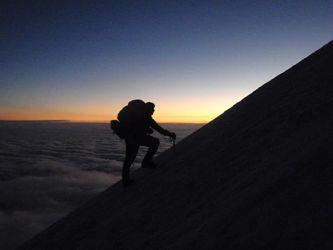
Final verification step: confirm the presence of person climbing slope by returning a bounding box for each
[111,100,176,187]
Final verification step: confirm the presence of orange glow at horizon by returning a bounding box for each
[0,108,217,123]
[0,92,246,123]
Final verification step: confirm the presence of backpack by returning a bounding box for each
[118,100,146,124]
[111,100,147,138]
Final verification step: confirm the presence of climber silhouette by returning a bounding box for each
[111,100,176,187]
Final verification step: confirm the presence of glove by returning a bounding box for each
[169,132,176,140]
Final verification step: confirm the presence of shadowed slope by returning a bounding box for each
[21,41,333,250]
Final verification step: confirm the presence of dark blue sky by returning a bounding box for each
[1,0,332,122]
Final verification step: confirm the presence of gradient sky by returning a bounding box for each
[1,0,332,122]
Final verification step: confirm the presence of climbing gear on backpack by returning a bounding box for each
[110,120,126,139]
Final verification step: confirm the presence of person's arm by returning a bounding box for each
[150,118,176,138]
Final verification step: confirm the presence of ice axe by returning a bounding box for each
[169,136,176,154]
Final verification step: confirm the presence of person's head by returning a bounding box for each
[145,102,155,115]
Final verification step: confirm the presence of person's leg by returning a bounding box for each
[122,139,139,186]
[140,135,160,167]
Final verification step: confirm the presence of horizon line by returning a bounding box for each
[0,119,207,124]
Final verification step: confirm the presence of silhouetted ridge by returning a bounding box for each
[21,41,333,250]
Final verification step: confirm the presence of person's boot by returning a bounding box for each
[141,160,157,169]
[122,178,134,187]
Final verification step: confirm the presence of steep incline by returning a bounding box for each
[21,41,333,250]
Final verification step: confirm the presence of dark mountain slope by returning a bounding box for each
[21,41,333,250]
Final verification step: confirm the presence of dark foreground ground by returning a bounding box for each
[21,41,333,250]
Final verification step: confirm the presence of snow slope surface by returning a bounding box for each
[20,41,333,250]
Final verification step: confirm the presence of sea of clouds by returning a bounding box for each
[0,122,201,249]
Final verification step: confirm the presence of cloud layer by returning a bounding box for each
[0,122,200,249]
